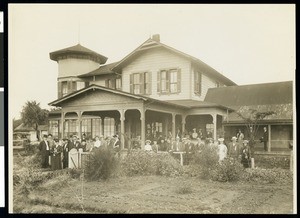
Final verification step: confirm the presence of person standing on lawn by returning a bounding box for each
[62,138,70,169]
[39,134,50,168]
[227,136,240,160]
[217,138,227,163]
[50,138,63,170]
[241,140,250,168]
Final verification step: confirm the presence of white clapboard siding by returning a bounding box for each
[122,48,191,101]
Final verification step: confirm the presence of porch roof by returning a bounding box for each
[48,84,232,112]
[166,99,234,111]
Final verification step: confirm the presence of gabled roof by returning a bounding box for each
[50,43,108,64]
[48,84,150,107]
[112,37,236,86]
[78,62,120,78]
[205,81,293,107]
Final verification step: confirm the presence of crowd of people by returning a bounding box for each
[39,127,265,170]
[38,133,121,170]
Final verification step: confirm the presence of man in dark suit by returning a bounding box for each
[62,138,70,169]
[261,127,268,151]
[70,135,81,151]
[39,134,50,168]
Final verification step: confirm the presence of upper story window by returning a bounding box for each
[105,78,116,89]
[130,72,152,95]
[194,71,202,95]
[77,81,85,90]
[62,81,68,97]
[157,68,181,94]
[116,78,122,90]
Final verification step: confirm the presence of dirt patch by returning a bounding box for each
[16,175,294,214]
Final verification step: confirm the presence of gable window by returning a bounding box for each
[157,68,181,94]
[116,78,122,90]
[62,82,68,97]
[130,72,152,95]
[105,78,116,89]
[194,71,202,95]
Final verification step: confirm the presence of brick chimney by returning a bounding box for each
[152,34,160,42]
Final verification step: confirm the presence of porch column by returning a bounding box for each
[172,113,176,140]
[140,109,145,150]
[268,124,271,152]
[182,115,186,134]
[118,109,126,150]
[212,114,217,140]
[60,112,65,139]
[164,115,169,136]
[101,116,105,136]
[77,111,82,139]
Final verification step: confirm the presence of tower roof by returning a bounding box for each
[50,43,108,64]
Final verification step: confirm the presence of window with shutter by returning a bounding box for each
[57,82,62,98]
[62,81,68,97]
[116,78,122,90]
[158,68,181,94]
[144,72,152,95]
[194,71,201,95]
[130,74,134,93]
[139,73,145,95]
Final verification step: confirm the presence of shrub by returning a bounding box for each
[190,145,219,179]
[241,167,293,184]
[121,150,183,177]
[209,158,244,182]
[84,147,119,181]
[68,168,82,179]
[254,155,290,169]
[156,153,183,177]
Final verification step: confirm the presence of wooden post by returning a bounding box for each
[78,111,82,139]
[213,114,217,140]
[119,109,125,150]
[140,108,145,150]
[172,113,176,141]
[182,115,186,134]
[60,112,65,139]
[268,124,271,152]
[101,116,105,137]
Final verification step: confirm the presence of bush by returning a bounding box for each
[254,155,290,169]
[68,168,82,179]
[121,150,183,177]
[209,158,244,182]
[190,145,219,179]
[241,167,293,184]
[84,147,119,181]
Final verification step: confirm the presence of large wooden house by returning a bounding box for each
[48,34,293,153]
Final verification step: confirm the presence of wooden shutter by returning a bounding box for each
[130,74,133,93]
[199,72,202,95]
[111,79,116,89]
[157,71,161,93]
[194,71,199,94]
[140,73,145,95]
[57,81,62,98]
[72,81,77,92]
[166,70,170,93]
[147,72,152,95]
[177,69,181,93]
[105,79,109,88]
[67,81,72,94]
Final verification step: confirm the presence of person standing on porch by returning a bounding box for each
[237,129,244,144]
[261,127,269,151]
[93,136,102,150]
[145,140,153,151]
[72,135,81,151]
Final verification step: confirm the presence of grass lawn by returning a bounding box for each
[12,152,294,214]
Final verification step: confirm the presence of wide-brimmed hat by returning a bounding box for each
[218,138,224,142]
[231,136,237,141]
[145,139,151,143]
[243,140,249,144]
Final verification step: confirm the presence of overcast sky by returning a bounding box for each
[8,4,295,120]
